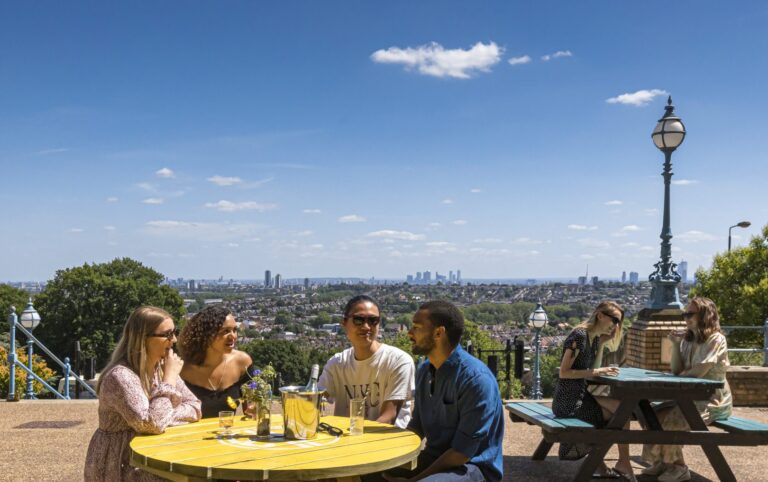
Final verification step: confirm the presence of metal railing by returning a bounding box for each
[721,319,768,367]
[7,306,97,400]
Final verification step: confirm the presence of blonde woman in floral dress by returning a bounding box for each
[641,297,733,482]
[84,306,202,481]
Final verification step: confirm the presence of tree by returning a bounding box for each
[242,339,311,386]
[33,258,185,368]
[692,224,768,348]
[0,284,30,333]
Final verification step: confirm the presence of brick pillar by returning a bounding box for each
[625,307,686,371]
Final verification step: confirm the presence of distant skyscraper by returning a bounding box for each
[591,276,599,286]
[629,271,639,285]
[679,261,688,284]
[456,270,462,283]
[187,279,196,291]
[264,270,272,288]
[423,270,432,283]
[621,271,627,284]
[578,276,587,286]
[449,271,454,283]
[406,274,414,283]
[416,272,422,282]
[304,277,310,289]
[274,273,282,289]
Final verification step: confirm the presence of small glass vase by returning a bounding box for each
[250,391,272,439]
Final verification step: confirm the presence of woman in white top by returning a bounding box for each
[641,297,733,482]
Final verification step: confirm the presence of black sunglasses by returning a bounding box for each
[317,422,343,437]
[350,315,381,327]
[602,313,621,325]
[147,328,179,341]
[682,311,698,319]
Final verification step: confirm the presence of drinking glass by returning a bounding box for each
[219,410,235,438]
[349,398,365,436]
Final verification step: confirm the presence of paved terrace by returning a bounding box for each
[1,400,766,481]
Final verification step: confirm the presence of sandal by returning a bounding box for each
[592,467,621,479]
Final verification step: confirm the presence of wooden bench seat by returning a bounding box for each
[506,402,595,432]
[713,417,768,436]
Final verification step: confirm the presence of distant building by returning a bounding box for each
[406,274,414,283]
[449,271,454,283]
[187,279,197,291]
[629,271,640,285]
[621,271,627,284]
[416,272,423,282]
[679,261,688,284]
[304,277,310,289]
[264,270,272,288]
[274,274,282,289]
[457,270,462,283]
[591,276,599,286]
[578,276,587,286]
[423,271,432,283]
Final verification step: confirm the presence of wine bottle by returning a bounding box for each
[305,364,319,393]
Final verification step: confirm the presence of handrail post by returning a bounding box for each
[7,307,17,401]
[764,319,768,368]
[25,336,36,399]
[64,357,71,400]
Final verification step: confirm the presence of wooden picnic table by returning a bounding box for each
[575,366,738,482]
[129,415,422,481]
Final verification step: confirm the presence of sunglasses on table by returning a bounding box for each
[349,315,381,327]
[317,422,343,437]
[147,328,179,341]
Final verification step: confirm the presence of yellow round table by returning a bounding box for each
[130,415,422,481]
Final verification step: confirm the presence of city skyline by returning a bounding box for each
[2,2,767,281]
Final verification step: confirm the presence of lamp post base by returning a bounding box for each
[647,279,683,311]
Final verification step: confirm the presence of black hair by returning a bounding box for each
[418,300,464,347]
[178,304,232,365]
[343,295,379,318]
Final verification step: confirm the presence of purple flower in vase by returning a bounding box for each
[252,369,262,376]
[248,381,258,389]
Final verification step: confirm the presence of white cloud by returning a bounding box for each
[104,225,116,231]
[142,198,164,205]
[639,245,655,252]
[622,242,640,248]
[303,209,322,214]
[367,230,425,241]
[568,224,598,231]
[605,200,623,206]
[580,254,595,260]
[204,200,277,212]
[296,230,313,237]
[622,225,642,231]
[156,167,175,178]
[441,199,454,204]
[472,238,503,244]
[428,222,441,227]
[452,219,468,225]
[578,238,611,249]
[426,241,452,247]
[207,175,243,186]
[137,182,156,192]
[371,41,502,79]
[606,89,668,107]
[224,243,239,248]
[338,214,367,223]
[508,55,531,66]
[67,228,84,233]
[144,220,262,241]
[541,50,573,61]
[470,188,483,193]
[511,237,545,245]
[677,230,718,243]
[644,208,659,216]
[36,147,69,155]
[672,179,699,186]
[106,197,119,203]
[309,244,324,250]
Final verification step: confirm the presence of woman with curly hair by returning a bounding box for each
[641,297,732,482]
[178,305,253,418]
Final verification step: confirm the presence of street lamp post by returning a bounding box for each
[728,221,751,252]
[528,303,548,400]
[648,96,686,310]
[19,298,41,400]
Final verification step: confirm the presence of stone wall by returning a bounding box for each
[727,366,768,406]
[625,308,686,371]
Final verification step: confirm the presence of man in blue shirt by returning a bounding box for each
[383,300,504,482]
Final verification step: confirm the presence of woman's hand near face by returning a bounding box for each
[668,329,687,342]
[162,350,184,384]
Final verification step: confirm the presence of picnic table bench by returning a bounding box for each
[506,367,768,482]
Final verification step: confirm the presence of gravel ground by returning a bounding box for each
[1,399,767,481]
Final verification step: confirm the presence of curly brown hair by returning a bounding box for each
[684,296,723,344]
[178,305,232,365]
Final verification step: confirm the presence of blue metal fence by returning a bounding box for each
[7,305,97,400]
[721,319,768,367]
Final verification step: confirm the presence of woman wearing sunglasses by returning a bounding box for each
[84,306,201,481]
[640,297,732,482]
[552,301,635,481]
[178,304,253,419]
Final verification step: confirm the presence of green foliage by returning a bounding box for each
[242,339,312,385]
[0,284,30,332]
[463,302,535,327]
[33,258,185,369]
[692,224,768,348]
[310,311,332,329]
[0,346,57,399]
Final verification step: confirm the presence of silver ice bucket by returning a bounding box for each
[279,385,323,440]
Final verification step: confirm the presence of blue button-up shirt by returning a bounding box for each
[407,345,504,482]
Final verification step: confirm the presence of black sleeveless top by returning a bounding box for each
[186,372,251,419]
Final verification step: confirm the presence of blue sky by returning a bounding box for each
[2,1,767,281]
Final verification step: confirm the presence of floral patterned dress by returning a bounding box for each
[642,332,732,464]
[84,364,202,481]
